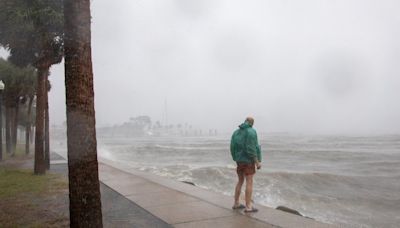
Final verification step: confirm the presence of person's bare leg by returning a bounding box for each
[245,174,254,209]
[233,173,244,207]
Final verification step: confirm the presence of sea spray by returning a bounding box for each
[98,145,116,161]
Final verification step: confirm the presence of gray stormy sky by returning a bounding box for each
[11,0,400,134]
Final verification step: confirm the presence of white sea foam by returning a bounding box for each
[98,145,116,161]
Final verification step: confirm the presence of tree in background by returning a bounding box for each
[129,115,152,135]
[24,92,36,155]
[64,0,103,226]
[0,58,36,157]
[0,0,64,174]
[18,93,37,155]
[44,79,50,169]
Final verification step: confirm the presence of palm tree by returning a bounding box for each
[25,95,35,155]
[19,71,37,155]
[0,59,36,157]
[64,0,103,226]
[34,67,47,173]
[45,78,50,169]
[0,0,63,174]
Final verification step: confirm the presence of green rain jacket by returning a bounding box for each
[230,121,262,163]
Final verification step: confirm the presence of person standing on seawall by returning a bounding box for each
[230,117,262,213]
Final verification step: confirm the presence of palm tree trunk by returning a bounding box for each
[25,95,34,154]
[34,67,47,175]
[45,79,50,170]
[30,126,34,144]
[64,0,103,226]
[12,100,19,156]
[9,107,15,156]
[5,106,11,154]
[0,96,3,161]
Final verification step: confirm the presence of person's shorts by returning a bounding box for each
[236,162,255,176]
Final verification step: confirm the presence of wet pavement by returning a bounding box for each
[50,154,171,228]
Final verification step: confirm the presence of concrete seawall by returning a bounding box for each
[97,157,335,228]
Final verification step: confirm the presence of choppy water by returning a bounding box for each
[95,134,400,227]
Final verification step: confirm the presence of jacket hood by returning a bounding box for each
[239,121,252,129]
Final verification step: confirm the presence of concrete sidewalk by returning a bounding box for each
[50,154,171,228]
[98,158,335,228]
[99,164,271,228]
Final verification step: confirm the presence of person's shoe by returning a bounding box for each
[232,204,246,209]
[244,207,258,213]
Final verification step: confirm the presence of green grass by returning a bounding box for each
[1,143,34,160]
[0,168,67,199]
[14,144,30,156]
[0,167,69,227]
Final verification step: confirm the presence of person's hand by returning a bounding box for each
[256,162,261,170]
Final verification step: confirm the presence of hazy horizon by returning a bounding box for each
[2,0,400,135]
